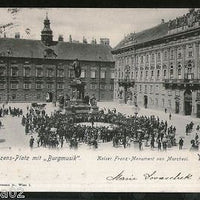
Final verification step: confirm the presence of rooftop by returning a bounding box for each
[113,8,200,52]
[0,37,114,62]
[113,22,169,51]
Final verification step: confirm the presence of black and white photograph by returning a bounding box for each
[0,7,200,193]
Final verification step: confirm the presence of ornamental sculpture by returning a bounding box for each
[168,9,200,30]
[121,32,137,46]
[124,65,130,79]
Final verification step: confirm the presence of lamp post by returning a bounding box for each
[6,49,11,103]
[98,65,101,101]
[54,62,58,106]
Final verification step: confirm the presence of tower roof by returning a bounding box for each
[41,13,53,46]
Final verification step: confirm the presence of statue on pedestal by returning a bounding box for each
[72,58,81,78]
[70,58,85,100]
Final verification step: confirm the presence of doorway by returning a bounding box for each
[197,104,200,118]
[184,90,192,115]
[175,101,180,114]
[46,92,53,102]
[144,95,148,109]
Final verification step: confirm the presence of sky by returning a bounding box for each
[0,8,189,47]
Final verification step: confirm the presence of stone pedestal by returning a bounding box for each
[90,105,99,113]
[118,99,124,104]
[65,79,98,114]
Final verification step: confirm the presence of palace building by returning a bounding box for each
[112,9,200,118]
[0,15,114,103]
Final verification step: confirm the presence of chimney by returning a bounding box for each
[58,34,64,41]
[83,36,87,44]
[15,32,20,39]
[100,38,110,45]
[91,38,96,44]
[69,35,72,43]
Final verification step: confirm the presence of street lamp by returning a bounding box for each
[54,62,57,106]
[6,49,11,103]
[98,65,101,101]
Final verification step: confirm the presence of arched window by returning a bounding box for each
[146,54,149,63]
[157,52,161,61]
[136,56,139,63]
[131,72,134,79]
[163,69,167,78]
[188,44,193,58]
[187,63,193,79]
[178,64,182,78]
[177,50,182,59]
[140,71,143,79]
[145,70,148,78]
[178,68,181,75]
[170,49,174,59]
[164,51,168,60]
[157,70,160,78]
[170,66,173,78]
[141,56,144,63]
[188,63,192,74]
[118,68,120,78]
[151,53,155,62]
[151,70,154,78]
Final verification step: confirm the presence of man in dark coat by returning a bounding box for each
[29,136,34,148]
[84,93,90,105]
[179,138,184,150]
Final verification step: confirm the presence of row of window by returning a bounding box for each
[0,67,65,77]
[0,83,64,90]
[1,92,113,101]
[117,66,194,80]
[79,70,115,79]
[90,84,114,90]
[0,83,114,90]
[117,45,194,66]
[136,84,173,95]
[0,67,115,79]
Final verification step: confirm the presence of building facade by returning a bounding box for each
[0,15,114,103]
[112,9,200,118]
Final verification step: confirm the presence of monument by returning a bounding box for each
[64,58,98,114]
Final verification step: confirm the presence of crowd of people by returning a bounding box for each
[20,105,180,151]
[0,105,23,129]
[0,102,199,151]
[185,121,200,151]
[0,105,23,117]
[185,121,194,135]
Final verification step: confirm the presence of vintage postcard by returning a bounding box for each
[0,8,200,194]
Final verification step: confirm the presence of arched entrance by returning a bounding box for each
[175,101,180,114]
[46,92,53,102]
[144,95,148,109]
[175,96,180,114]
[197,104,200,118]
[184,90,192,115]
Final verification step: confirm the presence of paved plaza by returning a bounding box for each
[0,102,199,152]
